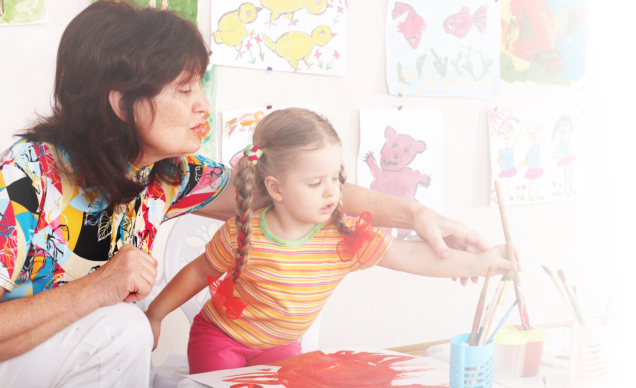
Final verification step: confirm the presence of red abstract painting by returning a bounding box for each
[221,350,449,388]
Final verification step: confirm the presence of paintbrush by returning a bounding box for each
[486,299,519,344]
[543,375,547,388]
[572,285,589,323]
[557,270,588,325]
[541,264,576,319]
[469,266,492,346]
[603,281,616,326]
[494,180,530,330]
[475,302,490,346]
[479,280,502,346]
[482,272,514,345]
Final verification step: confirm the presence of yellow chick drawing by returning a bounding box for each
[260,0,329,21]
[263,25,335,69]
[213,3,262,51]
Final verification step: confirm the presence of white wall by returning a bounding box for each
[0,0,624,368]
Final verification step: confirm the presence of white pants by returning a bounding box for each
[0,302,152,387]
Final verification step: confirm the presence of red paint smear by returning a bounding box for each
[518,299,530,329]
[223,350,449,388]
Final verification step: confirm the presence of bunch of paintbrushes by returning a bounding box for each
[468,269,519,346]
[541,265,615,326]
[494,180,531,330]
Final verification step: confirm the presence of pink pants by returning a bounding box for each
[187,313,302,374]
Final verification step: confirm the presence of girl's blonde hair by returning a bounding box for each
[232,108,350,281]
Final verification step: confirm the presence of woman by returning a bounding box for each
[0,1,488,386]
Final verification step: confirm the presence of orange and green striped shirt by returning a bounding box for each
[203,205,393,349]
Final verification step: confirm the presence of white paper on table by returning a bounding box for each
[358,109,444,240]
[221,104,321,168]
[186,347,450,388]
[211,0,347,76]
[488,109,585,206]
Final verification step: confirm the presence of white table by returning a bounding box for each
[175,326,573,388]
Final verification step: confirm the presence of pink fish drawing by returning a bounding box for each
[392,2,427,49]
[443,4,488,38]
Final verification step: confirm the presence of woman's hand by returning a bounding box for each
[88,244,158,308]
[411,206,493,285]
[474,244,522,278]
[145,312,162,351]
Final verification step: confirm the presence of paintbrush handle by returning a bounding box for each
[494,180,530,330]
[572,289,590,325]
[487,300,519,344]
[603,294,614,326]
[561,294,579,321]
[563,283,586,325]
[484,308,502,343]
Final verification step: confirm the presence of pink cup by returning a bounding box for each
[564,318,620,388]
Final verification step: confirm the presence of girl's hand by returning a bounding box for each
[145,312,162,351]
[476,244,522,277]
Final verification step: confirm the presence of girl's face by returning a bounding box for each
[498,122,515,143]
[134,71,210,166]
[557,121,572,139]
[273,142,343,226]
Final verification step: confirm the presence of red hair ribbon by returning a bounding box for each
[208,275,247,319]
[336,211,376,263]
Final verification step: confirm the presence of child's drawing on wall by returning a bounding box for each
[211,0,347,75]
[385,0,500,98]
[494,115,522,201]
[364,126,430,239]
[221,104,321,168]
[519,118,547,201]
[551,115,577,196]
[358,109,444,240]
[489,109,584,206]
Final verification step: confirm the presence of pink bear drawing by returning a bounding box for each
[365,126,431,239]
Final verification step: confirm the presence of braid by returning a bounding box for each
[233,155,254,282]
[332,164,352,236]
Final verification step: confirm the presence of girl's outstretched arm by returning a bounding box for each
[145,254,223,350]
[378,239,520,279]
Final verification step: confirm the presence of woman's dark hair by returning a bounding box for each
[551,115,574,140]
[18,0,209,204]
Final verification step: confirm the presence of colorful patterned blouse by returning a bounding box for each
[0,139,230,300]
[203,206,393,349]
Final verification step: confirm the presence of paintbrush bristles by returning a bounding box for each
[557,269,566,283]
[541,264,554,277]
[504,272,513,281]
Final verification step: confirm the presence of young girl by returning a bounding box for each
[495,115,523,201]
[145,108,518,373]
[550,114,577,196]
[519,118,547,201]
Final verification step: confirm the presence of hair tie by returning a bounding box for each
[244,144,263,165]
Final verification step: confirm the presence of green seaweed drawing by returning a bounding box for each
[397,63,411,85]
[91,0,198,26]
[431,48,448,78]
[451,51,464,76]
[0,0,47,25]
[462,49,494,81]
[416,55,427,80]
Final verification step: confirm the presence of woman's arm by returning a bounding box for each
[0,245,158,361]
[145,253,222,350]
[342,183,490,259]
[378,239,519,279]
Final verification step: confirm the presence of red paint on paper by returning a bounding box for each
[223,350,448,388]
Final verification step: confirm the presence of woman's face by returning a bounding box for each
[134,72,210,166]
[557,121,572,139]
[498,122,515,143]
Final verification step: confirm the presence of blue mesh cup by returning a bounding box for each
[450,333,494,388]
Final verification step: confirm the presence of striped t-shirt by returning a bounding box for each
[203,206,393,349]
